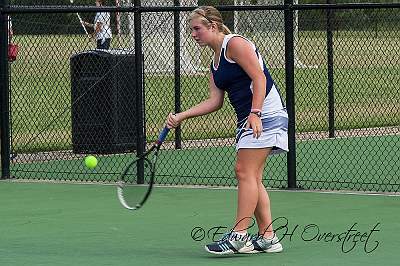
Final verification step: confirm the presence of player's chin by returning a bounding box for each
[196,41,206,47]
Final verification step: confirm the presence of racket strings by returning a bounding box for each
[123,156,154,184]
[118,155,154,210]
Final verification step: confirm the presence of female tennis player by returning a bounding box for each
[166,6,287,255]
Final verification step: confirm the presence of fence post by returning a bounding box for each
[134,0,145,183]
[326,0,335,138]
[0,0,11,179]
[284,0,296,189]
[173,0,182,149]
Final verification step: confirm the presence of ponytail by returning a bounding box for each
[221,24,232,34]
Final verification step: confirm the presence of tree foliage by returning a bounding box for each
[7,0,399,34]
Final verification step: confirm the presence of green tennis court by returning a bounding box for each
[0,182,399,266]
[2,3,400,265]
[5,133,398,265]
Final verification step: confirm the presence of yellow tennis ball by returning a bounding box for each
[85,155,97,169]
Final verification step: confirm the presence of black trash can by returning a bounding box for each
[70,49,139,154]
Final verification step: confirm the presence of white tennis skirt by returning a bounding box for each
[235,109,289,155]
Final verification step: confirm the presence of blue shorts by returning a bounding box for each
[96,38,111,50]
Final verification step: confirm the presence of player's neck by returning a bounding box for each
[209,33,226,53]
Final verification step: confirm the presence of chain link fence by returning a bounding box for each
[1,2,399,192]
[295,6,400,192]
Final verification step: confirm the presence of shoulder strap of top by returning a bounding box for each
[222,34,241,50]
[222,34,257,63]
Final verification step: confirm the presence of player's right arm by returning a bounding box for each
[167,74,224,128]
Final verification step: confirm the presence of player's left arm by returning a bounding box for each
[226,37,266,137]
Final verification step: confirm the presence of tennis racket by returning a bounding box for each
[117,127,170,211]
[69,0,90,36]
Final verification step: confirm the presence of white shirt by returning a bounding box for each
[94,12,112,40]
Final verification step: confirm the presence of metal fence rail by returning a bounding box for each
[1,2,399,192]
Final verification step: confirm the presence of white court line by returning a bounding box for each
[2,179,399,197]
[152,184,400,197]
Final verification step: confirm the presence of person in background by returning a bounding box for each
[83,0,112,49]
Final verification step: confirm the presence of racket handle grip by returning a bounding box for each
[158,127,170,143]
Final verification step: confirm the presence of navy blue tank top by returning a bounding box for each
[211,34,278,123]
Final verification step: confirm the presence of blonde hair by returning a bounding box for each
[189,6,231,35]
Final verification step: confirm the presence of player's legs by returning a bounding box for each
[233,147,272,233]
[236,147,283,254]
[205,147,270,255]
[205,147,282,254]
[254,180,275,238]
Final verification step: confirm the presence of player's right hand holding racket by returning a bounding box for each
[117,126,170,211]
[166,112,185,128]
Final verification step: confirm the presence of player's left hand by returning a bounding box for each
[246,114,262,138]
